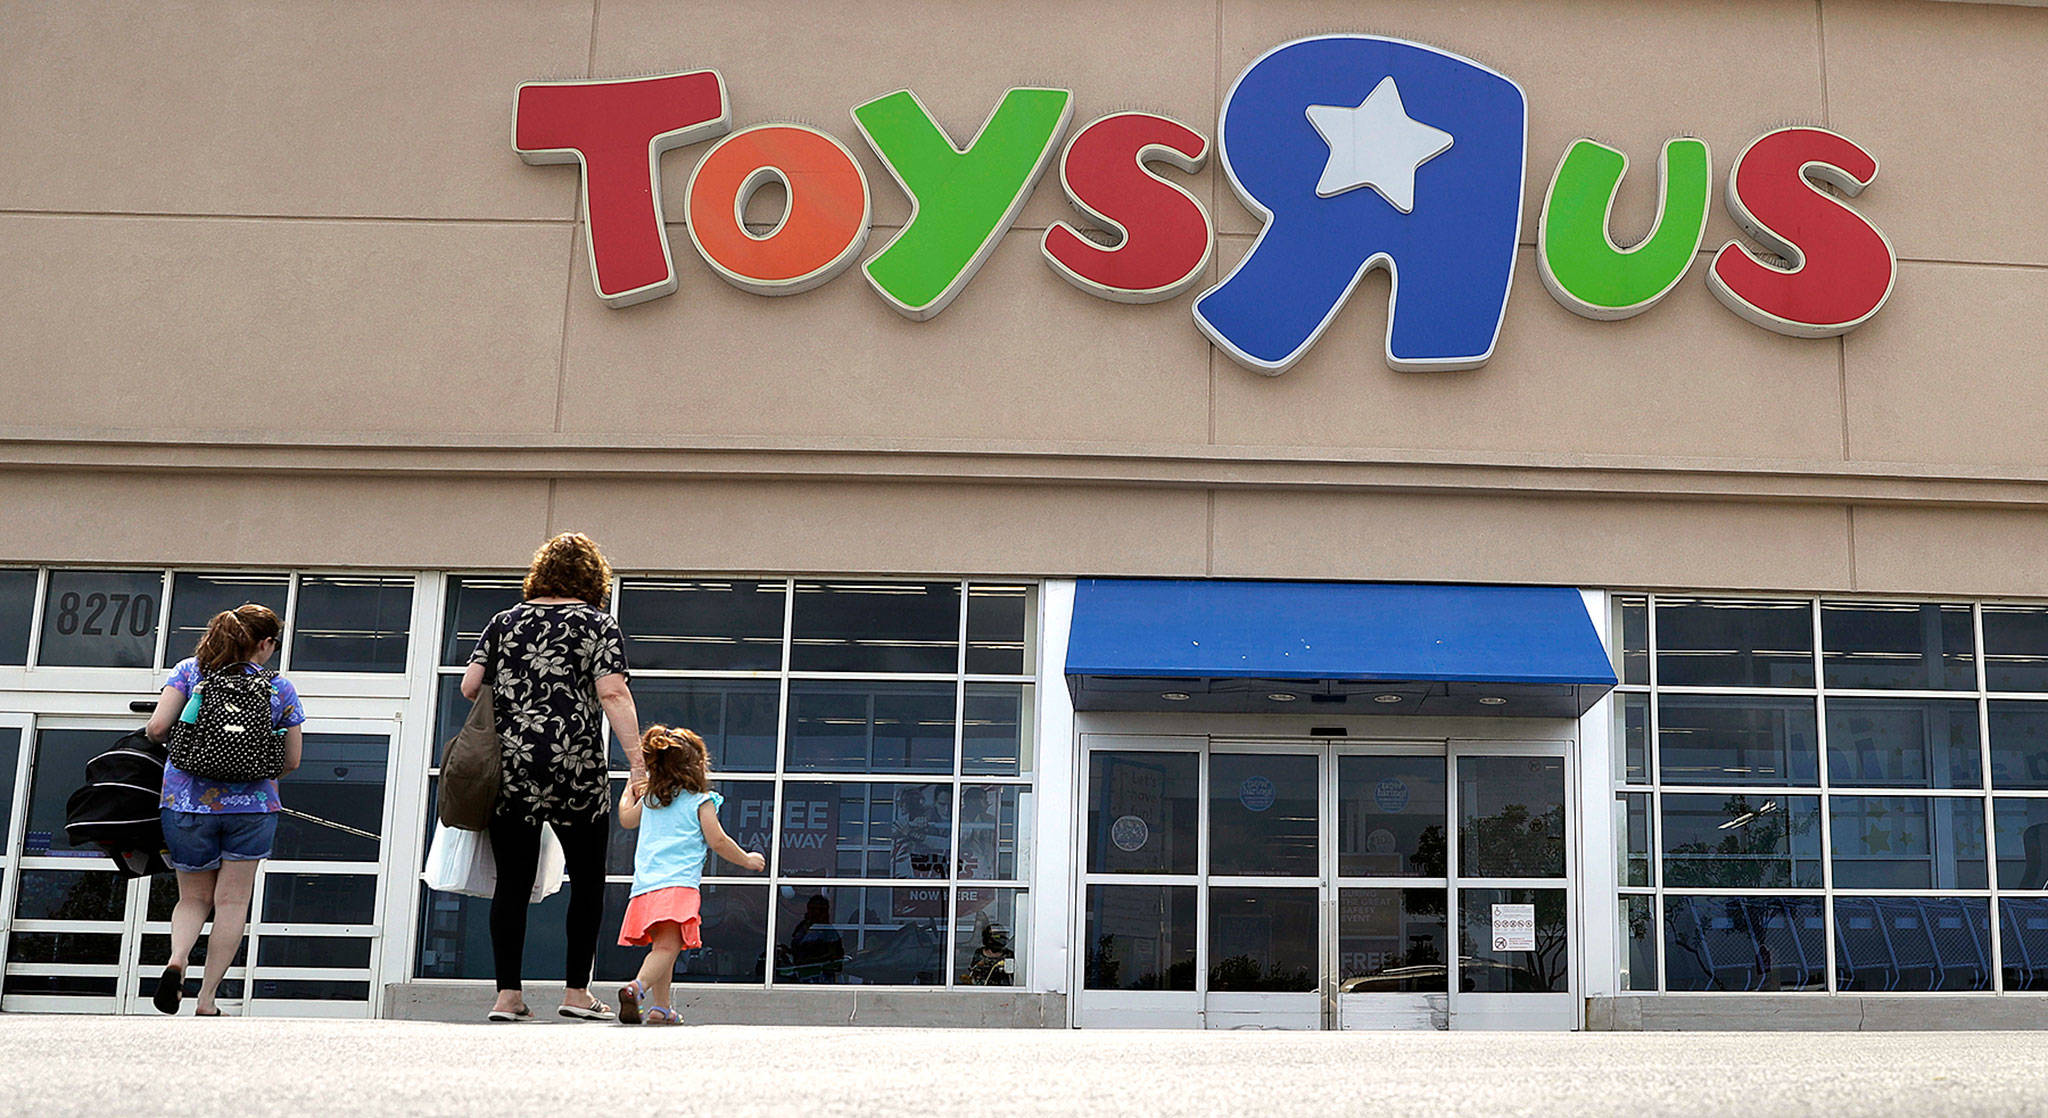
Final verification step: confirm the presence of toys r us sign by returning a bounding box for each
[513,34,1895,375]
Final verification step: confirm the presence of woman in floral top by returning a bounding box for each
[461,532,643,1022]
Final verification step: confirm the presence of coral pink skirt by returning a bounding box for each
[618,886,702,948]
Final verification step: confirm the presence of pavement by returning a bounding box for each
[8,1016,2048,1117]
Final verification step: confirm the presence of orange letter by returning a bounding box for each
[685,124,870,296]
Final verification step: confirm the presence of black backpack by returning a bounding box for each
[64,729,171,878]
[169,666,287,782]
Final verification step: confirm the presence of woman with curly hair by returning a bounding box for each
[461,532,642,1022]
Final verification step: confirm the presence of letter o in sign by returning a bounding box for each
[684,124,871,296]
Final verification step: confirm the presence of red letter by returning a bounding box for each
[514,71,730,307]
[685,124,871,296]
[1708,127,1896,337]
[1041,112,1213,303]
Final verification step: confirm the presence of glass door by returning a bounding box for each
[7,720,146,1013]
[120,722,395,1018]
[0,714,33,1006]
[1333,750,1451,1030]
[1336,741,1575,1031]
[1080,735,1576,1031]
[0,715,393,1018]
[1203,746,1322,1030]
[1078,738,1204,1028]
[1447,742,1574,1030]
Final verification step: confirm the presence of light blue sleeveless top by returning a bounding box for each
[631,789,724,897]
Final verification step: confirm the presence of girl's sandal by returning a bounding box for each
[644,1005,683,1027]
[617,980,648,1025]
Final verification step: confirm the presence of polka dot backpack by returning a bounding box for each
[168,666,287,782]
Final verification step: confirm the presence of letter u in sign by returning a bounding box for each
[1538,137,1713,321]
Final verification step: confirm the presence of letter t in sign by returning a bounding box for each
[514,71,732,307]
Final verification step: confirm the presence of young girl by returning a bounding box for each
[616,725,765,1024]
[143,604,305,1017]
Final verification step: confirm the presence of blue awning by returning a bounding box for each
[1066,579,1616,717]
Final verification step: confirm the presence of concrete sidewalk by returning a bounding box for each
[6,1016,2047,1116]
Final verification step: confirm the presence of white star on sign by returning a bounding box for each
[1305,76,1454,213]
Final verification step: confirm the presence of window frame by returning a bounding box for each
[1,566,419,697]
[417,573,1039,991]
[1611,593,2048,995]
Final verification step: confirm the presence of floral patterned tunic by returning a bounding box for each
[468,601,628,826]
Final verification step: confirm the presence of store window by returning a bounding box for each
[290,575,412,673]
[13,568,417,673]
[36,570,162,668]
[418,576,1038,989]
[165,572,289,664]
[790,581,959,674]
[1612,595,2048,994]
[620,579,784,672]
[0,569,35,665]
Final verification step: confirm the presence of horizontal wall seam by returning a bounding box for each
[7,431,2048,484]
[8,441,2048,508]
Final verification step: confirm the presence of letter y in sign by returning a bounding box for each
[853,88,1073,320]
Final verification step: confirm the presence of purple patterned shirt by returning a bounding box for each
[159,658,305,815]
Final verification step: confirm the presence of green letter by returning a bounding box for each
[1537,137,1711,320]
[853,87,1072,320]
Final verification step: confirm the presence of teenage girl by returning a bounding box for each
[616,725,765,1024]
[143,605,305,1016]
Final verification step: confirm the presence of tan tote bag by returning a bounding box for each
[437,685,501,831]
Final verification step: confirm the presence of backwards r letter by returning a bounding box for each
[514,71,731,308]
[1194,36,1527,374]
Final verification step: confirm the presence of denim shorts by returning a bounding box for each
[161,809,278,872]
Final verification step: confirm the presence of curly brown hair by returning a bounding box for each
[523,532,613,607]
[639,725,709,808]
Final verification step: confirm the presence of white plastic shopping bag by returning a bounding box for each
[422,823,492,897]
[532,824,567,902]
[422,822,566,903]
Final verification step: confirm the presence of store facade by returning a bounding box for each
[3,0,2047,1029]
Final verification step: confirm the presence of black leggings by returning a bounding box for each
[488,813,609,993]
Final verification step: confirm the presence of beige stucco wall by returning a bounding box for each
[1,0,2044,595]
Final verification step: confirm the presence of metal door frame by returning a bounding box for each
[0,712,34,1007]
[6,713,155,1013]
[1328,740,1454,1030]
[4,703,403,1017]
[1075,728,1580,1031]
[1442,737,1578,1031]
[1203,740,1325,1030]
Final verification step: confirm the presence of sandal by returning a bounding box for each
[644,1005,682,1027]
[152,965,184,1015]
[617,980,647,1025]
[558,997,615,1022]
[195,1008,223,1018]
[485,1005,534,1023]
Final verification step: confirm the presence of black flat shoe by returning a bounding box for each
[153,966,183,1015]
